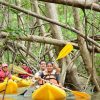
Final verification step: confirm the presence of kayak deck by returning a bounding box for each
[32,83,67,100]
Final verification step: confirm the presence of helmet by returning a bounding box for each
[2,63,8,67]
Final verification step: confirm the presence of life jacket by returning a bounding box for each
[38,71,59,85]
[18,65,32,79]
[0,68,11,82]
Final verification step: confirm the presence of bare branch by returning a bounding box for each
[39,0,100,12]
[0,32,100,53]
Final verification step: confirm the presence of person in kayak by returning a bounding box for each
[23,60,47,96]
[34,60,46,80]
[0,63,12,82]
[18,64,32,79]
[37,62,61,85]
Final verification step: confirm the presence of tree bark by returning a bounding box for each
[39,0,100,12]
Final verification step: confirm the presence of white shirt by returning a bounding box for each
[35,70,43,77]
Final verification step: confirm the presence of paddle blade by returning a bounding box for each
[72,91,91,100]
[9,64,26,74]
[9,64,33,77]
[56,43,73,60]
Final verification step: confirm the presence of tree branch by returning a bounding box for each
[39,0,100,12]
[7,42,38,61]
[1,32,100,53]
[0,1,100,48]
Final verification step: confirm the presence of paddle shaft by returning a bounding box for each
[24,72,34,77]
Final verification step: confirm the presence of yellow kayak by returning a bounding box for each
[0,79,18,94]
[32,83,66,100]
[12,75,32,87]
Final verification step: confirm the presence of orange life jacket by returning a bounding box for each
[38,72,59,85]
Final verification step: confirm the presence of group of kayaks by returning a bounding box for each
[0,77,67,100]
[0,75,32,94]
[0,76,91,100]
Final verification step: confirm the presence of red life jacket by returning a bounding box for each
[0,68,11,82]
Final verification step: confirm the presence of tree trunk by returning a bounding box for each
[16,0,24,29]
[73,8,100,91]
[45,3,82,90]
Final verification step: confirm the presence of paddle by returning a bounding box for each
[9,64,34,77]
[55,43,91,98]
[63,87,91,99]
[56,43,73,60]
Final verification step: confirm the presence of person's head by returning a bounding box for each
[39,60,46,71]
[22,64,26,66]
[2,63,8,72]
[46,62,54,73]
[22,63,27,69]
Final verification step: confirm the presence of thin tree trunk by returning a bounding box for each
[16,0,24,29]
[33,0,46,36]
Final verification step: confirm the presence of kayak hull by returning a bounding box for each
[32,83,66,100]
[0,79,18,94]
[12,75,32,87]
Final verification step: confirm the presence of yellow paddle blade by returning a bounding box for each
[56,43,73,60]
[9,64,26,74]
[9,64,33,77]
[72,91,91,100]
